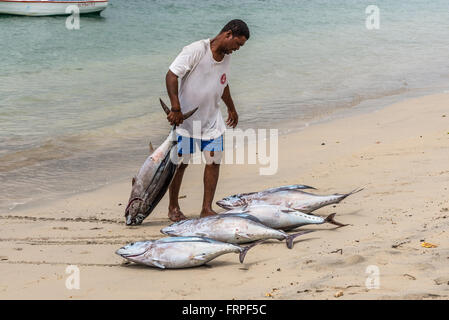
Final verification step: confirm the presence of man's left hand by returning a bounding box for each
[226,109,238,128]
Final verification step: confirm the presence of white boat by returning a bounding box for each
[0,0,108,16]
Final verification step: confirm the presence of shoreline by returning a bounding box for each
[1,92,448,299]
[5,81,449,215]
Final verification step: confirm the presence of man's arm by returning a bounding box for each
[222,84,238,128]
[165,70,183,126]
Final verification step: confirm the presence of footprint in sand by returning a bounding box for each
[344,255,365,265]
[313,255,366,272]
[414,263,436,271]
[434,276,449,285]
[402,293,442,300]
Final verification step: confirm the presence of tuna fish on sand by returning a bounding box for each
[216,185,364,214]
[225,204,348,230]
[124,99,197,226]
[161,213,313,249]
[116,236,260,269]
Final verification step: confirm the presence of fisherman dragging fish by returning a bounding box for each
[124,102,197,225]
[164,19,249,222]
[124,19,250,225]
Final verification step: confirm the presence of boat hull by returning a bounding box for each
[0,1,108,16]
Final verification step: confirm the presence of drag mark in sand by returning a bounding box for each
[0,215,123,225]
[0,235,161,246]
[0,260,121,267]
[0,215,172,225]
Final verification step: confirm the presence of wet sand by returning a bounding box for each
[1,92,448,299]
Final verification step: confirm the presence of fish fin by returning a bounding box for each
[265,185,316,193]
[285,230,314,249]
[223,208,247,214]
[196,232,209,238]
[152,260,166,269]
[281,208,298,213]
[235,231,253,240]
[193,254,207,261]
[239,240,265,263]
[324,213,348,227]
[219,185,316,205]
[232,205,249,211]
[149,141,155,154]
[223,213,263,224]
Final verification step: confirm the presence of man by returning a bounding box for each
[165,19,250,222]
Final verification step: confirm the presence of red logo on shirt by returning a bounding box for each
[220,73,226,85]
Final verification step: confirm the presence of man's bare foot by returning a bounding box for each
[200,208,218,218]
[168,207,187,222]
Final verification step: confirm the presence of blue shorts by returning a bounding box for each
[177,134,224,155]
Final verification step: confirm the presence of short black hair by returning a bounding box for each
[220,19,250,40]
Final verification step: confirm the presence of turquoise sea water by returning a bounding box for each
[1,0,449,211]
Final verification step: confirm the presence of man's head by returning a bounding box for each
[219,19,250,54]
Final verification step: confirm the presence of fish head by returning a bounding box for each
[216,195,247,209]
[160,219,189,236]
[124,197,146,226]
[160,225,175,235]
[116,241,152,259]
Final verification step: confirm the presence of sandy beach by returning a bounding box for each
[1,92,448,300]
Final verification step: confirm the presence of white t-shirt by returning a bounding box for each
[169,39,230,140]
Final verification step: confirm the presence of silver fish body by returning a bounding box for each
[161,213,311,249]
[225,204,346,230]
[116,237,253,269]
[217,185,363,214]
[216,184,316,209]
[124,99,197,225]
[125,132,178,225]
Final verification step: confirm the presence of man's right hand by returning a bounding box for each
[167,110,184,126]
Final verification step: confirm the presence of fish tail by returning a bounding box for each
[225,205,249,214]
[337,187,364,202]
[285,230,314,249]
[324,213,348,227]
[348,187,364,195]
[239,240,265,263]
[159,98,198,120]
[159,98,170,115]
[182,107,199,120]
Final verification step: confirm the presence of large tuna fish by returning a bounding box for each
[216,185,363,213]
[161,213,313,249]
[116,236,259,269]
[124,99,197,225]
[225,204,347,230]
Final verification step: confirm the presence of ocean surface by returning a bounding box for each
[1,0,449,212]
